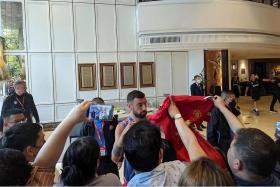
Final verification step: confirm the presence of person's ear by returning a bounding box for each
[233,159,242,170]
[159,148,164,163]
[127,102,133,110]
[25,146,36,159]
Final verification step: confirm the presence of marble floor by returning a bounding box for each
[237,96,280,140]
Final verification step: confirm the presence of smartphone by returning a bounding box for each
[88,104,114,121]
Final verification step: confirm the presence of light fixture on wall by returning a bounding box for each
[232,64,236,70]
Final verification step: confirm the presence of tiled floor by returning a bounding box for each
[237,96,280,140]
[44,95,280,183]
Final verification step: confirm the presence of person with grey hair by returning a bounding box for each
[0,80,39,134]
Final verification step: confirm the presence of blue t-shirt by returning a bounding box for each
[121,116,136,182]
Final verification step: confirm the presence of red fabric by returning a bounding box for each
[148,96,226,169]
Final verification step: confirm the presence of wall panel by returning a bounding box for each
[29,53,53,104]
[74,3,96,52]
[96,4,117,52]
[155,52,172,96]
[117,5,137,51]
[53,53,76,103]
[26,1,51,52]
[172,52,188,95]
[37,105,54,123]
[50,2,74,52]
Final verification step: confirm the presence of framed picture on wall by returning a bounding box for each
[140,62,155,87]
[78,64,96,91]
[120,62,137,88]
[100,63,117,90]
[241,68,246,74]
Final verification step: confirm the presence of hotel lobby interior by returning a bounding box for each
[1,0,280,186]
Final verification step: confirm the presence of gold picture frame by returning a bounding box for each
[100,63,117,90]
[140,62,155,87]
[120,62,137,88]
[78,64,96,91]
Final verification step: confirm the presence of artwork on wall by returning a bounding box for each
[241,68,246,74]
[139,62,155,87]
[78,64,96,90]
[100,63,117,90]
[120,62,137,88]
[204,50,230,94]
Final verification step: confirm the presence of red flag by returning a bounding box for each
[148,95,226,169]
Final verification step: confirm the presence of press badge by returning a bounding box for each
[100,146,107,157]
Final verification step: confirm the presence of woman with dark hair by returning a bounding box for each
[61,137,121,186]
[80,97,119,176]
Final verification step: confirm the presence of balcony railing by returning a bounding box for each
[138,0,280,8]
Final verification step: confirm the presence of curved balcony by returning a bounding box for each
[137,0,280,51]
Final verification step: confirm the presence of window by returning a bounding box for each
[0,53,26,96]
[4,55,26,80]
[0,1,24,50]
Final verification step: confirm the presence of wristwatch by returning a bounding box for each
[173,113,182,120]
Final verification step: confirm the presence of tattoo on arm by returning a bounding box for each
[112,144,123,159]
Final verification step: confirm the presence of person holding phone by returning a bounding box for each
[80,97,119,177]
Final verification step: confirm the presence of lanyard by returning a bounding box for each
[93,121,105,145]
[16,96,25,109]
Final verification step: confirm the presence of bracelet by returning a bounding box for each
[173,113,182,120]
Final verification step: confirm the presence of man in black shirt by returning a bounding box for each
[190,75,204,96]
[245,74,261,116]
[270,77,280,113]
[207,90,240,154]
[0,80,39,133]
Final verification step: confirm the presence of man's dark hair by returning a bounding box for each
[0,148,32,185]
[234,128,276,177]
[221,90,234,98]
[2,123,42,151]
[127,90,145,103]
[162,139,177,162]
[2,108,24,119]
[123,120,162,172]
[91,97,105,105]
[193,75,201,80]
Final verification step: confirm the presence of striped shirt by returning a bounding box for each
[26,166,55,186]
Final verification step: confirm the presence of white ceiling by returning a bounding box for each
[230,47,280,60]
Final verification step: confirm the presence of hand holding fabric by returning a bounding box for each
[168,96,180,118]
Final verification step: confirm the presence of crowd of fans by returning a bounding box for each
[0,88,279,186]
